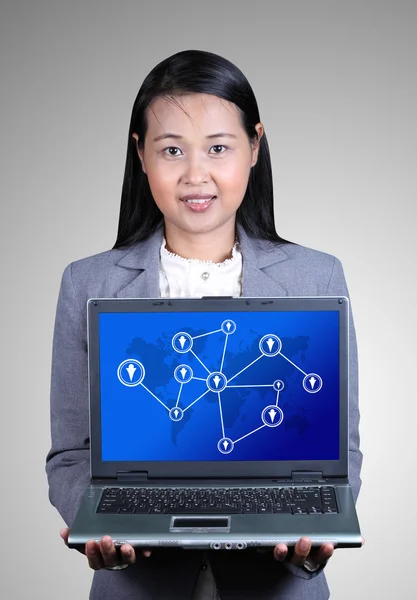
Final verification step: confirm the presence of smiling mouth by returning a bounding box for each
[180,195,217,212]
[183,197,215,204]
[181,194,217,205]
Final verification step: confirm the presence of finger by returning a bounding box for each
[361,536,365,546]
[310,542,334,565]
[100,536,119,568]
[291,537,311,566]
[86,540,104,570]
[60,528,70,546]
[141,549,152,558]
[273,543,288,562]
[120,544,137,564]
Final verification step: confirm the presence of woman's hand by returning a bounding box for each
[273,537,334,569]
[60,527,152,570]
[273,536,365,570]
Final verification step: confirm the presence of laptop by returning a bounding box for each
[68,296,362,551]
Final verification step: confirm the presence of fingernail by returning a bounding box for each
[300,539,309,552]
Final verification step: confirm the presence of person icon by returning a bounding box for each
[302,373,323,393]
[217,437,234,454]
[117,359,145,387]
[172,332,193,353]
[261,405,284,427]
[273,379,285,392]
[221,319,236,334]
[169,407,184,421]
[174,364,193,383]
[259,334,282,356]
[207,372,227,392]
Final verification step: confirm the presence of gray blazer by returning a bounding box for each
[46,224,362,600]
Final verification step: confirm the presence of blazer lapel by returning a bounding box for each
[238,225,289,297]
[115,226,163,298]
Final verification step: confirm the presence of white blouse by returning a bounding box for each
[159,238,243,298]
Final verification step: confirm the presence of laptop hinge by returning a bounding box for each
[291,470,324,482]
[117,471,148,483]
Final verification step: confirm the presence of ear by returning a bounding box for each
[132,132,147,174]
[251,123,264,167]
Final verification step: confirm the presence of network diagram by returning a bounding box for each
[116,319,323,454]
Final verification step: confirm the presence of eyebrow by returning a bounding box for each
[153,132,237,142]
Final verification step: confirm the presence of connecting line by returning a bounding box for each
[183,389,211,412]
[219,334,228,373]
[192,377,207,381]
[227,355,264,384]
[175,383,183,408]
[190,350,211,374]
[276,391,280,407]
[192,329,222,339]
[233,424,266,445]
[217,392,225,438]
[140,383,170,411]
[227,384,273,388]
[279,353,308,376]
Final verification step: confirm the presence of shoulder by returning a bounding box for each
[65,228,163,285]
[58,244,140,308]
[59,228,163,303]
[68,247,126,283]
[281,241,338,268]
[61,247,124,291]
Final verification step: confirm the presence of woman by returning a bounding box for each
[46,49,362,599]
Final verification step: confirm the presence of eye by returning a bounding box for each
[162,147,182,156]
[209,145,227,154]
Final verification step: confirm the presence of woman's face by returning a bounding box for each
[133,93,263,239]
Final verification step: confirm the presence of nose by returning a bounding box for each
[181,155,210,185]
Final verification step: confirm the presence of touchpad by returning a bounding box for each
[170,516,230,532]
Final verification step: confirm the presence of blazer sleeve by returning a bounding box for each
[45,263,91,527]
[282,256,363,581]
[326,256,363,503]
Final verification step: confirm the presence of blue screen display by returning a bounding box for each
[99,310,339,462]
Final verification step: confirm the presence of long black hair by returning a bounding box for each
[114,49,290,248]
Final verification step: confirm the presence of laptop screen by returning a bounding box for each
[98,309,340,463]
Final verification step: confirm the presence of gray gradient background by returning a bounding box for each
[1,1,416,598]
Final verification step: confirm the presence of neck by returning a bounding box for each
[164,220,237,263]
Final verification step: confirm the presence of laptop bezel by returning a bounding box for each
[87,297,349,480]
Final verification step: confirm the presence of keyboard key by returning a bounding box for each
[98,506,119,513]
[168,506,241,514]
[273,506,291,513]
[292,507,308,515]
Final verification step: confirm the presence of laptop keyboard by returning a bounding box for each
[97,486,338,515]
